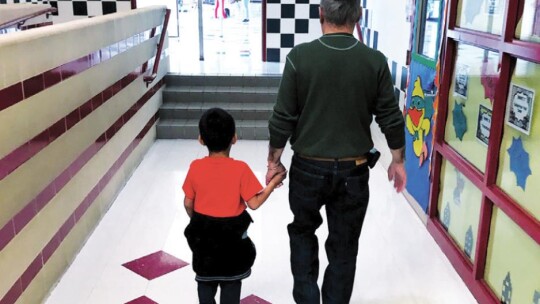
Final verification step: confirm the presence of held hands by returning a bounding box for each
[269,169,287,188]
[266,162,287,188]
[388,160,407,193]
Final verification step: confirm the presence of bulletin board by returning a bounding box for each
[444,43,499,173]
[515,0,540,43]
[456,0,504,35]
[426,0,540,303]
[437,160,482,261]
[485,208,540,304]
[496,59,540,222]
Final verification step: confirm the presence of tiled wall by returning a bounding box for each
[264,0,381,63]
[0,6,169,304]
[0,0,133,24]
[265,0,322,62]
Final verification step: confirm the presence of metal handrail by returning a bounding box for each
[143,8,171,86]
[0,7,57,31]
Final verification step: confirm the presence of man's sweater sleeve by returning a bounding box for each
[373,52,405,150]
[268,51,299,149]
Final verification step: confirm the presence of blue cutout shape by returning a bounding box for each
[502,272,512,304]
[464,226,473,258]
[442,204,451,231]
[453,168,464,206]
[507,137,532,190]
[452,101,467,141]
[533,290,540,304]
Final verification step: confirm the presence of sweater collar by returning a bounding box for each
[322,32,354,37]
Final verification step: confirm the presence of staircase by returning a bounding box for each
[157,75,281,140]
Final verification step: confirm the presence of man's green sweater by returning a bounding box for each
[269,33,405,158]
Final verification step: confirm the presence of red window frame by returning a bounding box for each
[427,0,540,303]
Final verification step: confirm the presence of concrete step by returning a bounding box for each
[158,75,280,140]
[157,119,269,140]
[162,88,278,104]
[159,102,273,120]
[165,74,281,88]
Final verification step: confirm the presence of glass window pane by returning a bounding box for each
[437,160,483,262]
[445,43,499,173]
[419,0,443,59]
[515,0,540,42]
[485,208,540,304]
[456,0,505,35]
[497,59,540,222]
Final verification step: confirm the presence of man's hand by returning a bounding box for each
[266,162,287,187]
[388,161,406,192]
[266,145,286,187]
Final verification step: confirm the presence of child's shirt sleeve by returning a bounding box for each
[182,165,195,200]
[240,164,264,201]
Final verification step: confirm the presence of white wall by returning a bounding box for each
[137,0,180,36]
[361,0,412,167]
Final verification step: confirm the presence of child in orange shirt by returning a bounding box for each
[183,108,286,304]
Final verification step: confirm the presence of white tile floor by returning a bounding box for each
[45,140,478,304]
[169,2,284,75]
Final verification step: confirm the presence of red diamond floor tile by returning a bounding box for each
[240,294,272,304]
[125,296,158,304]
[122,250,189,280]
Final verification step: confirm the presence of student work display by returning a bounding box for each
[515,0,540,43]
[456,0,505,35]
[439,44,540,304]
[444,43,499,173]
[497,59,540,222]
[484,208,540,304]
[437,160,482,262]
[431,1,540,303]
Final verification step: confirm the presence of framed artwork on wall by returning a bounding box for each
[454,64,470,99]
[476,104,492,146]
[505,84,535,135]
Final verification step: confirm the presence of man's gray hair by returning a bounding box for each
[320,0,361,26]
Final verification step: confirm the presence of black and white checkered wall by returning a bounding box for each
[0,0,132,24]
[266,0,322,62]
[390,59,408,103]
[358,2,378,50]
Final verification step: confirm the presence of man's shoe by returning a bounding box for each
[242,18,249,22]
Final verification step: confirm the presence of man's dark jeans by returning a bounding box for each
[288,154,370,304]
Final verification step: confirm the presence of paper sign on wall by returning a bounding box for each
[476,104,492,146]
[506,84,535,135]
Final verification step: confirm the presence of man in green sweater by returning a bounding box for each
[265,0,406,302]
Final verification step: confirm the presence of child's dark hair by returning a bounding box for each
[199,108,236,152]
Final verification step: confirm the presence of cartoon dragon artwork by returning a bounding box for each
[406,76,434,167]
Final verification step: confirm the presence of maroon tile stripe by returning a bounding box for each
[0,29,159,181]
[20,22,53,31]
[0,69,136,181]
[0,84,162,304]
[0,74,164,252]
[0,30,151,113]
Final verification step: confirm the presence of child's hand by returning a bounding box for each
[270,170,287,188]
